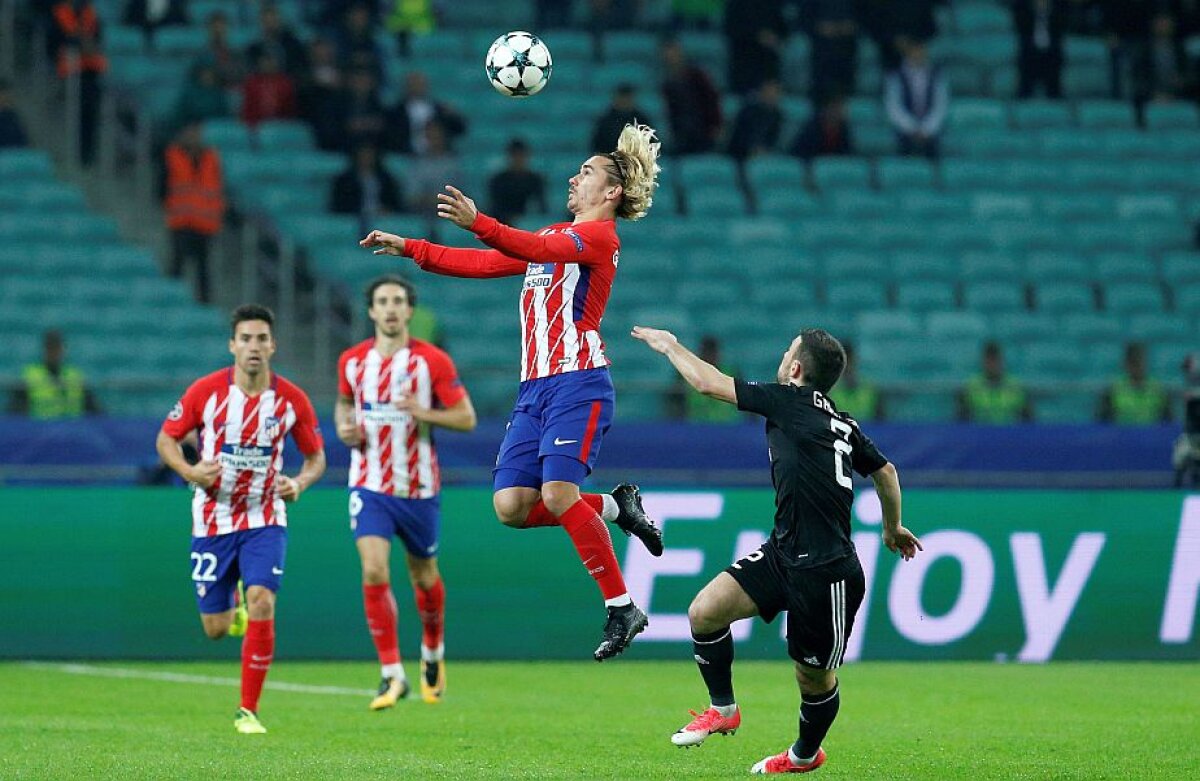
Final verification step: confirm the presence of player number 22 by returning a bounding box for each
[190,552,218,582]
[830,419,853,491]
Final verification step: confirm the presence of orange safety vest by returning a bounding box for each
[164,145,225,235]
[52,2,108,78]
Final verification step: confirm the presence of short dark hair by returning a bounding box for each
[795,329,846,393]
[366,274,417,309]
[230,303,275,336]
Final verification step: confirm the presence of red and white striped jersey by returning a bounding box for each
[338,338,467,498]
[404,214,620,381]
[162,369,324,538]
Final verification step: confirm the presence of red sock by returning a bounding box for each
[363,583,401,666]
[559,499,627,600]
[240,618,274,712]
[414,578,446,651]
[521,495,604,528]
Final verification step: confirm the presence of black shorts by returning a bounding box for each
[725,543,865,669]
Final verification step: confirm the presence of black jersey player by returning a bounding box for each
[631,325,922,775]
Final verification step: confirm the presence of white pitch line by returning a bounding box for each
[22,662,374,697]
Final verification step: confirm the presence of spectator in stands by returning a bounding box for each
[832,342,883,422]
[329,143,404,234]
[407,120,465,217]
[488,138,548,225]
[790,93,854,160]
[0,80,29,148]
[386,70,468,156]
[298,37,344,151]
[884,38,949,159]
[240,50,298,128]
[9,331,102,419]
[1098,342,1172,424]
[1102,0,1154,100]
[336,3,385,86]
[246,2,309,80]
[666,335,740,422]
[121,0,188,49]
[1138,11,1195,105]
[192,10,243,90]
[47,0,107,167]
[802,0,860,102]
[722,0,788,94]
[162,121,225,303]
[170,63,231,134]
[957,342,1031,424]
[338,68,388,152]
[661,38,724,155]
[383,0,435,57]
[1013,0,1067,99]
[591,83,653,154]
[727,79,783,162]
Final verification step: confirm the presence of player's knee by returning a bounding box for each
[539,483,578,517]
[361,562,389,585]
[687,594,721,633]
[493,493,528,527]
[245,586,275,619]
[795,663,836,694]
[203,624,228,640]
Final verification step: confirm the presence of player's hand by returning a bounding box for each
[188,459,222,489]
[360,230,406,256]
[630,326,679,355]
[884,525,923,561]
[336,421,364,447]
[277,475,302,502]
[391,394,429,421]
[436,185,478,229]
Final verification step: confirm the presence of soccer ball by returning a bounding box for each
[485,31,552,98]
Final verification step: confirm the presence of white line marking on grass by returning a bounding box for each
[22,663,374,697]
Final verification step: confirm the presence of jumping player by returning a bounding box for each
[336,275,477,708]
[632,325,922,774]
[156,304,326,734]
[360,123,665,660]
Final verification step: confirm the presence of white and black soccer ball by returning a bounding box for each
[485,31,552,98]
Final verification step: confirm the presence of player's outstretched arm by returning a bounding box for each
[871,462,922,561]
[360,230,407,256]
[631,326,736,404]
[362,223,527,279]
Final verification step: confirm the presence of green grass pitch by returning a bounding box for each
[2,660,1197,779]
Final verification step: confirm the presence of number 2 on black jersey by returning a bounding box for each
[830,418,853,491]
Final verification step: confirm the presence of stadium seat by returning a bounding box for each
[1011,100,1073,129]
[1061,312,1123,343]
[1022,342,1086,383]
[743,154,805,193]
[1024,251,1092,284]
[962,281,1026,312]
[687,187,749,215]
[0,148,54,178]
[1076,99,1136,129]
[825,280,889,310]
[1104,282,1167,315]
[676,155,739,188]
[823,250,887,278]
[1038,193,1112,222]
[954,2,1012,34]
[677,278,737,309]
[942,159,1006,190]
[1150,340,1197,379]
[1035,128,1101,160]
[897,192,966,219]
[749,279,819,309]
[1116,194,1181,221]
[1128,313,1193,341]
[961,252,1021,282]
[1161,251,1200,285]
[1034,391,1099,423]
[888,392,957,422]
[970,192,1034,219]
[890,250,957,281]
[1064,161,1131,191]
[990,311,1057,344]
[1063,64,1110,98]
[829,191,897,218]
[810,158,873,192]
[926,311,988,340]
[897,281,957,312]
[856,311,921,340]
[1095,253,1157,284]
[944,129,1036,158]
[1034,282,1096,313]
[1099,128,1160,158]
[952,33,1017,67]
[876,157,937,190]
[945,62,985,95]
[1144,103,1200,130]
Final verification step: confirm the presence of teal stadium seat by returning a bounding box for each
[1117,194,1181,221]
[926,311,989,341]
[1076,100,1136,129]
[687,187,748,215]
[897,192,966,219]
[888,392,957,423]
[1034,281,1095,313]
[1036,128,1100,160]
[877,157,937,190]
[676,278,738,310]
[955,2,1012,34]
[1038,193,1112,222]
[825,279,888,310]
[810,158,873,192]
[1035,391,1098,423]
[1128,313,1194,341]
[1151,341,1197,379]
[944,129,1036,159]
[749,278,819,310]
[1100,128,1161,158]
[824,249,887,278]
[1144,103,1200,130]
[856,311,921,340]
[952,33,1017,67]
[1024,251,1092,284]
[897,281,957,311]
[1065,161,1131,191]
[963,281,1026,312]
[1022,342,1085,384]
[991,311,1057,344]
[0,181,86,211]
[961,251,1021,281]
[676,155,738,188]
[942,159,1005,190]
[1157,129,1200,159]
[1103,282,1166,315]
[945,62,985,95]
[829,191,897,218]
[0,148,54,178]
[1161,251,1200,285]
[254,120,314,150]
[970,192,1034,219]
[1095,253,1156,283]
[1011,100,1073,129]
[1063,65,1110,98]
[1062,312,1123,343]
[948,98,1009,129]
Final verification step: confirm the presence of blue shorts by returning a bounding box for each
[350,488,441,559]
[189,525,287,615]
[493,367,615,490]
